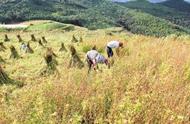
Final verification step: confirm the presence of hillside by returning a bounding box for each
[0,0,189,37]
[0,21,190,123]
[161,0,190,13]
[119,0,190,29]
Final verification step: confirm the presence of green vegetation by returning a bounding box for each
[26,21,67,31]
[161,0,190,13]
[119,0,190,29]
[0,0,190,36]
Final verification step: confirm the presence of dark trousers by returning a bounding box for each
[107,47,113,58]
[87,56,93,73]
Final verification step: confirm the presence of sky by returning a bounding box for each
[185,0,190,3]
[112,0,190,3]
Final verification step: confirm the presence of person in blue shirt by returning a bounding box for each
[20,42,27,53]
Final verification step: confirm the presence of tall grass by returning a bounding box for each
[0,26,190,123]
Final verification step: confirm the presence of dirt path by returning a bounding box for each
[0,24,28,29]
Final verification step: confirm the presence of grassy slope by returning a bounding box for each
[0,0,189,36]
[0,21,190,123]
[25,21,73,31]
[0,20,77,32]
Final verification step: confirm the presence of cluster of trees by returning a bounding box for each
[119,0,190,30]
[161,0,190,13]
[0,0,189,37]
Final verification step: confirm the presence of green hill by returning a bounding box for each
[118,0,190,30]
[0,0,189,36]
[161,0,190,13]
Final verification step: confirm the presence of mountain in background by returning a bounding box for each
[113,0,190,4]
[119,0,190,30]
[160,0,190,12]
[0,0,189,37]
[113,0,167,3]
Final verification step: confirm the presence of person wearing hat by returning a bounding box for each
[86,50,109,73]
[106,40,123,58]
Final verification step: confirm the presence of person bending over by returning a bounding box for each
[86,50,109,73]
[106,40,123,58]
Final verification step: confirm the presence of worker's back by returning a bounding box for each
[86,50,98,60]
